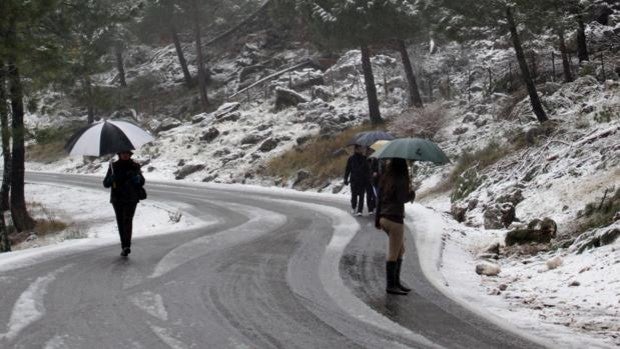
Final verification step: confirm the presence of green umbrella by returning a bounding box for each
[370,137,450,164]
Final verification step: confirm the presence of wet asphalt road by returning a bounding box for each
[0,173,546,348]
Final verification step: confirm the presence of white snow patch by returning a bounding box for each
[131,291,168,321]
[0,265,71,341]
[0,181,205,273]
[149,325,188,349]
[408,204,619,348]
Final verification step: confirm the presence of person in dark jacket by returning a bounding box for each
[344,145,370,216]
[375,158,415,295]
[366,148,379,215]
[103,151,145,257]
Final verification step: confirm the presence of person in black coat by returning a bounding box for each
[103,151,145,257]
[366,147,379,215]
[375,158,415,295]
[344,145,370,216]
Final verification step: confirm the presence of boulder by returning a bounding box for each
[200,127,220,142]
[311,85,333,101]
[289,69,325,90]
[496,188,524,206]
[462,112,477,123]
[475,262,501,276]
[213,148,231,157]
[275,87,309,110]
[241,134,266,145]
[212,102,241,119]
[191,113,208,124]
[215,111,241,123]
[453,127,468,135]
[175,164,205,180]
[451,204,467,223]
[152,118,182,134]
[293,169,311,186]
[258,138,279,152]
[505,217,557,246]
[546,256,563,270]
[571,225,620,254]
[542,82,562,95]
[296,135,311,146]
[484,242,501,255]
[483,203,515,229]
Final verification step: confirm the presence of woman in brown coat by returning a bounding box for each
[375,158,415,295]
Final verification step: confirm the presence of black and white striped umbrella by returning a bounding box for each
[65,120,154,157]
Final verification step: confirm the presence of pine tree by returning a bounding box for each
[60,0,122,124]
[294,0,390,125]
[1,0,73,231]
[513,0,575,83]
[437,0,548,123]
[139,0,195,88]
[0,63,11,213]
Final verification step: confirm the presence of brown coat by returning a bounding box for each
[375,177,415,227]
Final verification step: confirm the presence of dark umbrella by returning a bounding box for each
[370,137,450,164]
[346,131,395,147]
[65,120,154,157]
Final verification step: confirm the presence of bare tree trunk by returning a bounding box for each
[0,212,9,252]
[115,44,127,88]
[506,6,548,123]
[360,45,383,125]
[7,18,35,232]
[170,24,194,88]
[0,63,11,212]
[576,14,589,62]
[191,0,209,112]
[396,39,423,108]
[558,29,574,82]
[84,76,95,124]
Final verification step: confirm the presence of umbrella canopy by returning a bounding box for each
[370,140,390,151]
[370,137,450,164]
[65,120,154,157]
[346,131,395,147]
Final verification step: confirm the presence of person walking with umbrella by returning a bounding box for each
[103,151,145,256]
[375,158,415,295]
[371,138,450,295]
[344,145,370,216]
[365,147,378,215]
[65,119,154,257]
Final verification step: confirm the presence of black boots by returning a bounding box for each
[120,247,131,257]
[396,258,412,293]
[386,261,408,295]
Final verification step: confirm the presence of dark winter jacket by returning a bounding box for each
[344,153,370,186]
[375,177,415,227]
[369,158,381,187]
[103,159,145,204]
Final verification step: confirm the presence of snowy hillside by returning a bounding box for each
[16,1,620,346]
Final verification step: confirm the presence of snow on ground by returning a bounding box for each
[408,203,619,348]
[15,6,620,345]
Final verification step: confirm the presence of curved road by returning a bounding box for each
[0,173,545,348]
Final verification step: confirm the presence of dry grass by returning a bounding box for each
[264,124,376,187]
[388,103,449,140]
[27,140,66,163]
[27,122,83,163]
[29,201,69,236]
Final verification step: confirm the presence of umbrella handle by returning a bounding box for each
[109,157,114,176]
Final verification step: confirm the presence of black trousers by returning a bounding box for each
[366,184,376,213]
[112,202,138,249]
[350,183,366,213]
